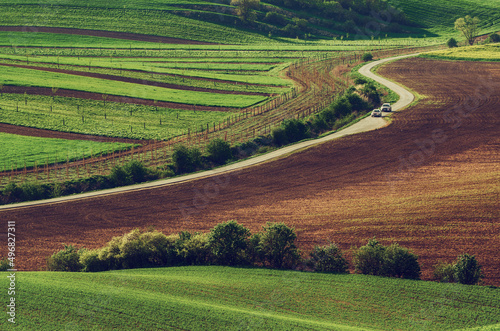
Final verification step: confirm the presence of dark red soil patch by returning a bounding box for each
[0,63,271,97]
[1,59,499,285]
[0,26,215,45]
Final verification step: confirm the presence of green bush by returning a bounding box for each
[353,238,385,276]
[282,118,309,143]
[47,244,83,272]
[109,165,133,186]
[309,115,329,133]
[209,220,251,266]
[447,37,458,48]
[271,126,288,146]
[362,52,373,62]
[454,253,483,285]
[80,249,109,272]
[176,232,213,265]
[116,229,152,269]
[0,258,10,271]
[257,222,301,269]
[381,243,420,280]
[272,118,309,146]
[2,182,23,201]
[332,96,353,118]
[488,33,500,43]
[172,145,202,174]
[353,239,421,279]
[123,160,148,183]
[307,243,349,273]
[346,92,370,111]
[354,77,367,85]
[207,138,232,165]
[433,261,456,283]
[263,11,288,26]
[361,83,381,105]
[141,231,179,266]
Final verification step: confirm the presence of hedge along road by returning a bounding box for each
[0,53,418,211]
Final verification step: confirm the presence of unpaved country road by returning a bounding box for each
[0,54,418,211]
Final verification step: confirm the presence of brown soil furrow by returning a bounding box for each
[1,58,499,285]
[0,26,215,45]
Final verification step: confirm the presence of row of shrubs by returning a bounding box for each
[0,160,158,204]
[43,221,484,285]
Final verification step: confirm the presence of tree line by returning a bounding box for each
[37,220,484,285]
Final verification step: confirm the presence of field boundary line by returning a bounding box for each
[0,54,419,211]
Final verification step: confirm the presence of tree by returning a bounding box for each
[172,145,202,174]
[362,52,373,62]
[381,243,420,280]
[258,222,300,269]
[454,16,480,46]
[353,239,421,279]
[46,244,83,272]
[447,37,458,48]
[454,253,483,285]
[488,33,500,43]
[307,243,349,273]
[207,138,232,165]
[231,0,260,22]
[353,238,385,275]
[209,220,251,266]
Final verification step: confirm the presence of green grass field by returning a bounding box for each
[1,266,499,330]
[0,132,134,171]
[421,44,500,61]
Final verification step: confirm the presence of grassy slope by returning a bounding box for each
[1,266,499,330]
[0,1,270,44]
[388,0,500,37]
[421,43,500,61]
[0,132,133,170]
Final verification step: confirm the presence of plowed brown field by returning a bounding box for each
[1,58,499,284]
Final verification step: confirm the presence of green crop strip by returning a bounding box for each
[421,44,500,61]
[0,94,231,140]
[0,132,134,171]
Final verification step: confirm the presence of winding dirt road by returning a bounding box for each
[1,56,498,285]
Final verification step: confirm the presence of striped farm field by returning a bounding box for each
[0,65,267,108]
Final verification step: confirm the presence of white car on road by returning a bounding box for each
[371,109,382,117]
[381,103,392,112]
